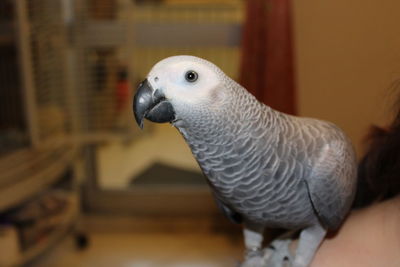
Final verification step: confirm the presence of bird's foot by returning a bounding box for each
[240,248,266,267]
[240,255,266,267]
[263,231,298,267]
[263,238,294,267]
[240,241,294,267]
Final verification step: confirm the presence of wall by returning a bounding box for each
[293,1,400,155]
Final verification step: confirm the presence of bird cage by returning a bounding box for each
[3,0,244,214]
[0,0,78,207]
[0,3,84,262]
[0,1,27,155]
[7,0,244,148]
[76,0,245,214]
[72,0,244,142]
[11,0,138,148]
[23,0,73,146]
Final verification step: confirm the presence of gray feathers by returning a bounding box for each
[136,55,358,266]
[175,77,356,231]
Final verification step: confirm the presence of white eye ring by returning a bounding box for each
[185,70,198,83]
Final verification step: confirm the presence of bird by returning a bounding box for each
[133,55,357,267]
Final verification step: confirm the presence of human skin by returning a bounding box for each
[308,196,400,267]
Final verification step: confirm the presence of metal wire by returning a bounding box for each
[74,0,244,135]
[0,0,244,152]
[26,0,71,141]
[0,0,28,155]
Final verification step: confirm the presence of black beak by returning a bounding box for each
[133,79,175,129]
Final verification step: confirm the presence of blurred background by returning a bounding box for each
[0,0,400,266]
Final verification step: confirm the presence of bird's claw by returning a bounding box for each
[245,247,262,258]
[240,254,266,267]
[264,238,294,267]
[240,247,265,267]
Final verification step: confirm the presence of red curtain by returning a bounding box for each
[239,0,297,115]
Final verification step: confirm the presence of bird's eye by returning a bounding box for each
[185,70,198,83]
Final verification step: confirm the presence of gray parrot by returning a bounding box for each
[133,55,357,267]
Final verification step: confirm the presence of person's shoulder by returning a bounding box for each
[312,196,400,267]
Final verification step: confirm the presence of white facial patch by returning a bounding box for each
[147,56,222,106]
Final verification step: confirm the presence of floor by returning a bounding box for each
[28,121,244,267]
[41,90,242,266]
[97,123,201,189]
[34,230,243,267]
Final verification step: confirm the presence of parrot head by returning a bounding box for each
[133,55,228,129]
